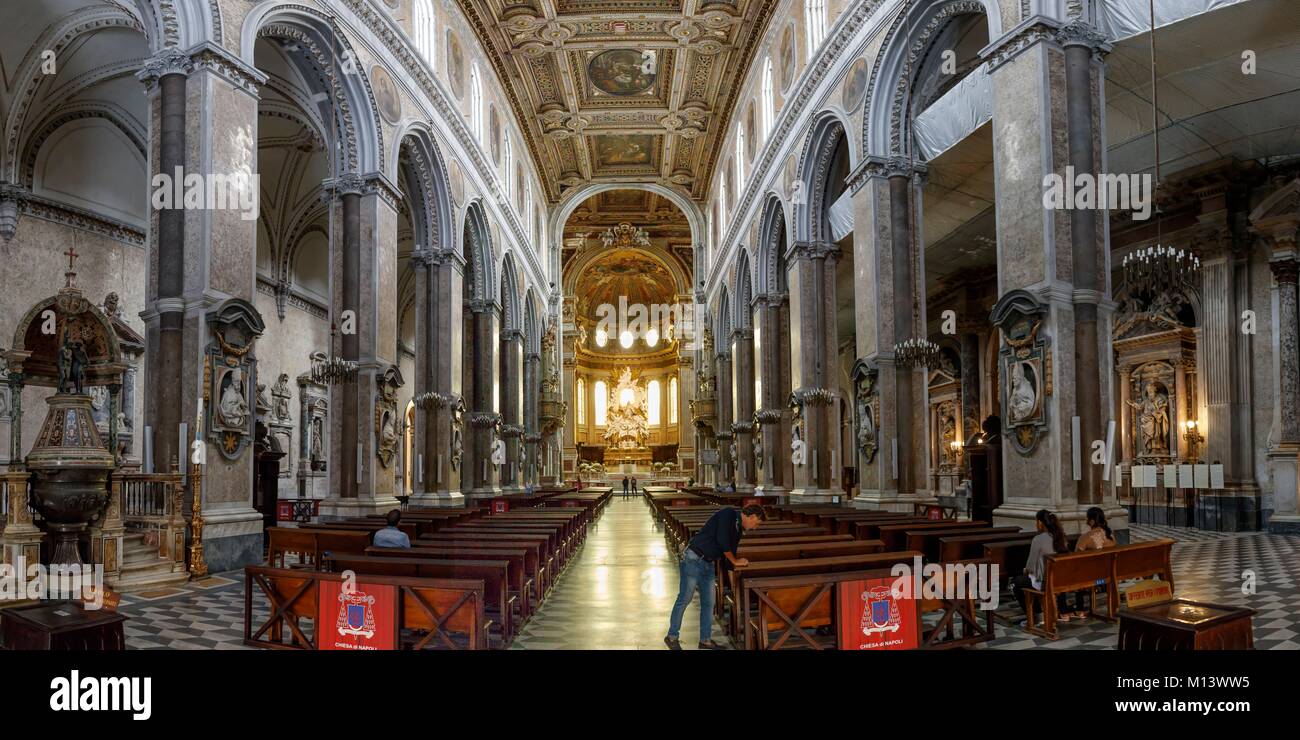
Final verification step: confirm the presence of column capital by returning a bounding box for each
[322,172,401,210]
[136,47,195,87]
[1270,257,1299,285]
[502,328,525,343]
[848,156,927,193]
[467,298,500,316]
[188,41,268,98]
[730,327,754,342]
[1054,20,1112,56]
[789,240,840,261]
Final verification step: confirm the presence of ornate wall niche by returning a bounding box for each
[297,355,329,492]
[990,290,1050,455]
[206,299,265,462]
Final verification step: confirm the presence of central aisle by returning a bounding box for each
[511,495,734,650]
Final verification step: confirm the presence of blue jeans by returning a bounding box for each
[667,549,716,642]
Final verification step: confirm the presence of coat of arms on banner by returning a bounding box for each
[336,590,377,639]
[861,584,902,636]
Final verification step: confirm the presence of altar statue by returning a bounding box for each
[1126,381,1170,456]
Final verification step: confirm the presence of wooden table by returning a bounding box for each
[1,602,127,650]
[1118,599,1255,650]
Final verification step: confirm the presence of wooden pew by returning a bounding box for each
[937,532,1035,564]
[733,551,924,648]
[328,554,518,643]
[852,517,956,540]
[421,532,558,583]
[1109,539,1175,619]
[905,525,1022,562]
[442,523,569,562]
[875,520,989,551]
[243,565,489,649]
[412,538,548,600]
[265,527,372,568]
[368,545,534,621]
[1023,549,1114,639]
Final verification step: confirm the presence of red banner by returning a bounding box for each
[927,506,943,520]
[277,501,293,521]
[837,577,919,650]
[317,579,398,650]
[492,500,510,514]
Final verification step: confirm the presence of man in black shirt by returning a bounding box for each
[664,504,765,650]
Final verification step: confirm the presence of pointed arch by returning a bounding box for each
[500,252,523,334]
[733,248,755,330]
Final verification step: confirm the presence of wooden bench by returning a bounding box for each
[265,527,372,568]
[422,532,558,582]
[852,517,956,540]
[367,545,535,621]
[1110,539,1175,618]
[938,531,1035,563]
[1023,548,1114,639]
[875,520,988,551]
[243,565,489,649]
[905,525,1022,562]
[328,554,518,644]
[733,552,924,649]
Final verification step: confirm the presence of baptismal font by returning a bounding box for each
[6,251,122,565]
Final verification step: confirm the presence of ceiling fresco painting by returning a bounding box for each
[451,0,781,200]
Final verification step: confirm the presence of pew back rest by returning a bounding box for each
[1044,549,1114,592]
[1112,539,1174,582]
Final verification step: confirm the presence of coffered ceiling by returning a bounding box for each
[452,0,779,202]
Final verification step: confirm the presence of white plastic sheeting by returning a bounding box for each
[829,189,854,241]
[1098,0,1248,40]
[913,62,992,161]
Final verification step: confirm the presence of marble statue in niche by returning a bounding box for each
[753,430,764,476]
[218,367,250,429]
[310,415,324,464]
[1008,361,1037,423]
[1127,380,1171,456]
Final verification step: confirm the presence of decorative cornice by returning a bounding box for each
[981,16,1061,73]
[188,41,267,98]
[19,192,144,246]
[848,155,927,193]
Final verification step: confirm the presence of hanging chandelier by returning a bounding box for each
[1122,245,1199,295]
[312,322,358,385]
[893,337,941,369]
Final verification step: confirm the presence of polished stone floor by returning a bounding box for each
[510,495,731,649]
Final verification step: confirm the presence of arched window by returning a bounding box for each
[648,380,661,426]
[525,182,533,232]
[470,64,483,141]
[593,380,608,426]
[669,377,678,424]
[576,378,585,424]
[761,57,775,141]
[805,0,827,60]
[413,0,435,63]
[735,128,746,183]
[720,168,730,225]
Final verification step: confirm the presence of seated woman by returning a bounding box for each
[1068,506,1116,619]
[1009,509,1071,628]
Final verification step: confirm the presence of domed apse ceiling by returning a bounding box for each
[563,188,691,323]
[450,0,780,201]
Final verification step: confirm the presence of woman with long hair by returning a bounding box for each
[1068,506,1117,618]
[1010,509,1071,628]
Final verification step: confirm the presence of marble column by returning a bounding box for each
[786,241,843,500]
[137,48,191,477]
[755,293,789,494]
[524,349,540,486]
[959,325,982,446]
[414,249,465,506]
[138,44,270,568]
[410,251,431,494]
[843,157,931,510]
[1268,253,1300,532]
[983,19,1124,536]
[715,350,734,483]
[466,300,501,498]
[731,327,756,492]
[499,329,524,493]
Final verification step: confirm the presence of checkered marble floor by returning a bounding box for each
[108,509,1300,650]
